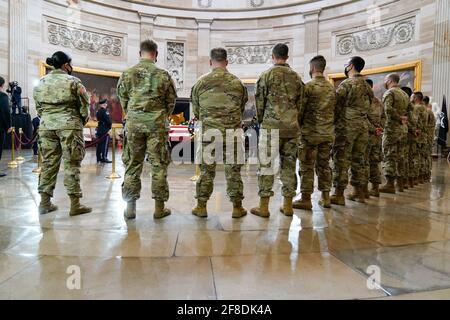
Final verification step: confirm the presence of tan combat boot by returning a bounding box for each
[192,200,208,218]
[318,191,331,208]
[403,177,409,190]
[38,193,58,215]
[379,177,396,194]
[232,200,247,219]
[154,200,171,219]
[414,176,419,186]
[369,184,380,198]
[280,197,294,216]
[396,178,404,192]
[330,188,346,206]
[69,196,92,216]
[363,183,370,199]
[292,194,312,211]
[250,197,270,218]
[417,175,424,184]
[124,200,136,220]
[409,177,415,189]
[347,186,366,203]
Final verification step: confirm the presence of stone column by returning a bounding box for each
[9,0,28,94]
[139,13,156,42]
[302,10,320,79]
[432,0,450,143]
[196,19,213,77]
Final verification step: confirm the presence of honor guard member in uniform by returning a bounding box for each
[191,48,249,218]
[331,56,373,205]
[96,98,112,164]
[364,79,385,198]
[33,51,92,216]
[379,74,410,194]
[251,43,305,218]
[410,92,428,184]
[293,55,335,210]
[118,40,177,220]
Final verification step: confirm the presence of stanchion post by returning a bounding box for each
[33,148,42,174]
[106,127,121,180]
[16,128,25,162]
[8,128,18,168]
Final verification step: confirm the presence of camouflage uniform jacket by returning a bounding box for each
[33,69,90,131]
[382,86,409,136]
[335,74,374,134]
[256,63,304,138]
[117,59,177,133]
[367,96,385,134]
[299,75,336,140]
[413,102,428,144]
[191,67,248,134]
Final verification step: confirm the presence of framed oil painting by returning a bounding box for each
[328,60,422,100]
[39,61,123,124]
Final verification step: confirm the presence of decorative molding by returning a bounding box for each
[166,41,185,90]
[336,18,415,55]
[226,42,289,65]
[250,0,264,8]
[46,18,124,57]
[197,0,212,8]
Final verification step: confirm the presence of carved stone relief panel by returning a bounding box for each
[226,42,289,65]
[46,18,124,57]
[336,17,415,55]
[166,41,185,90]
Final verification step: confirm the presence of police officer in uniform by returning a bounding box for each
[96,98,112,164]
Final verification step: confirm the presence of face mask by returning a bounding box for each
[384,82,389,90]
[67,64,73,75]
[309,71,313,79]
[344,66,350,78]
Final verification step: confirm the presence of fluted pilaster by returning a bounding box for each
[9,0,28,93]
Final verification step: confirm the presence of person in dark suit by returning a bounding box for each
[32,115,41,156]
[0,76,12,177]
[96,99,112,163]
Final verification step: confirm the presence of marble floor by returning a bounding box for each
[0,149,449,300]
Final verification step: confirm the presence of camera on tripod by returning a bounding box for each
[6,81,23,114]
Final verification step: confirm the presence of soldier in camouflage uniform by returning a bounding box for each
[117,40,177,220]
[33,51,92,216]
[331,56,373,205]
[250,43,304,218]
[402,87,419,189]
[190,48,248,218]
[293,55,335,210]
[379,74,410,194]
[411,92,428,184]
[364,79,385,198]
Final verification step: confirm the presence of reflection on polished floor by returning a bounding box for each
[0,150,449,300]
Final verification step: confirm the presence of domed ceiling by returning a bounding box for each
[133,0,307,10]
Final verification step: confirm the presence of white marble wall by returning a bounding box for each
[0,0,446,119]
[0,0,9,81]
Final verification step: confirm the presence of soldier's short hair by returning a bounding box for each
[140,40,158,53]
[401,87,413,97]
[349,56,365,72]
[272,43,289,59]
[424,96,430,104]
[210,48,228,62]
[0,76,4,88]
[366,79,374,88]
[413,91,424,101]
[387,73,400,83]
[310,55,326,72]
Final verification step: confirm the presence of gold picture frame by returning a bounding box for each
[327,60,422,98]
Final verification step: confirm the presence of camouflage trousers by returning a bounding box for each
[298,136,333,194]
[408,138,418,178]
[196,139,244,202]
[382,132,407,178]
[416,143,427,176]
[258,133,298,198]
[332,129,368,188]
[38,129,85,198]
[122,130,170,202]
[365,134,382,185]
